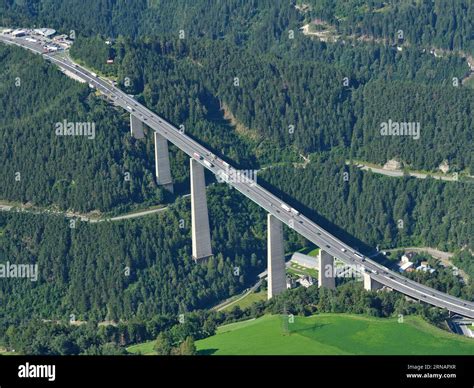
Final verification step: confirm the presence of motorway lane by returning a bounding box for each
[2,35,473,318]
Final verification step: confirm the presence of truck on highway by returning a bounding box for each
[218,171,229,182]
[126,105,133,112]
[203,160,214,168]
[281,204,291,212]
[90,71,98,77]
[290,208,300,216]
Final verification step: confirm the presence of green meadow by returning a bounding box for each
[194,314,474,355]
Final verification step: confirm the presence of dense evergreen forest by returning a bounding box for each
[0,0,298,43]
[70,34,473,172]
[0,45,169,212]
[2,0,473,171]
[304,0,474,55]
[0,0,473,355]
[0,185,270,325]
[0,183,312,353]
[261,154,473,252]
[2,0,472,55]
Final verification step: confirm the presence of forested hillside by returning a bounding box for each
[2,0,473,172]
[0,185,267,325]
[0,44,171,212]
[261,154,474,252]
[351,80,474,171]
[3,0,473,55]
[0,0,299,45]
[71,35,473,172]
[303,0,474,55]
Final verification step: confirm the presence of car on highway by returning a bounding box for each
[340,248,347,252]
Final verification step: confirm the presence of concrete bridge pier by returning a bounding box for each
[318,250,336,289]
[363,273,383,291]
[130,114,145,139]
[154,132,173,193]
[190,158,213,261]
[267,214,286,299]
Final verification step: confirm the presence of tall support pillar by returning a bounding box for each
[318,250,336,289]
[190,158,213,261]
[154,132,173,193]
[363,273,383,291]
[130,114,145,139]
[267,214,286,299]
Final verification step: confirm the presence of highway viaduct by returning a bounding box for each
[2,34,473,319]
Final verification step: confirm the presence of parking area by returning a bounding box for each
[1,27,73,53]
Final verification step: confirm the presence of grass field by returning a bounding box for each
[221,290,267,312]
[194,314,474,355]
[465,75,474,89]
[127,340,156,355]
[307,248,320,257]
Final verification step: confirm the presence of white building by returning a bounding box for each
[298,275,314,288]
[416,264,435,274]
[34,28,56,37]
[399,261,414,272]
